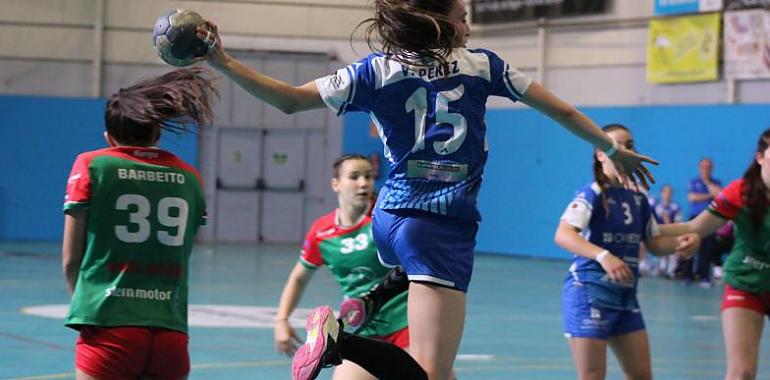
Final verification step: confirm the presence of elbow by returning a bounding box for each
[553,230,567,249]
[278,103,299,115]
[276,89,309,115]
[553,105,580,123]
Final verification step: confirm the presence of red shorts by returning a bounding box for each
[76,326,189,380]
[721,283,770,316]
[374,326,409,349]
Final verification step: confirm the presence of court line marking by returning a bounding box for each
[0,332,69,350]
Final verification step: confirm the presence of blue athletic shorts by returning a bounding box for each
[562,282,645,340]
[372,207,478,292]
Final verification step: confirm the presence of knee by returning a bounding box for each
[422,365,452,380]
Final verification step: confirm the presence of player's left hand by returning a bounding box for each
[611,145,659,190]
[675,233,700,259]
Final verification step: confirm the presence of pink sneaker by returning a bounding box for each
[291,305,341,380]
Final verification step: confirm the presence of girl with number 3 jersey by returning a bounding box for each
[555,124,700,380]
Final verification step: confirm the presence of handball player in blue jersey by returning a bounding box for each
[197,2,658,379]
[555,124,699,380]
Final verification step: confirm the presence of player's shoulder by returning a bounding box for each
[721,178,747,204]
[76,147,115,161]
[574,182,602,201]
[307,210,338,238]
[465,47,496,58]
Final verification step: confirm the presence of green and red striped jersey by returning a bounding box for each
[63,146,206,333]
[709,179,770,293]
[300,210,407,337]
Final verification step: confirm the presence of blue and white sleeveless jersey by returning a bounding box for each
[560,182,660,310]
[316,49,532,221]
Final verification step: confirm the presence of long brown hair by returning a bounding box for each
[356,0,463,68]
[105,67,218,146]
[742,128,770,231]
[593,124,631,217]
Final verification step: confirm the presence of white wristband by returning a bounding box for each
[603,139,619,158]
[595,250,610,263]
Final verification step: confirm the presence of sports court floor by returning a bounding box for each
[1,241,768,379]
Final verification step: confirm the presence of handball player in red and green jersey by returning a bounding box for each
[61,68,216,380]
[659,128,770,380]
[274,154,409,380]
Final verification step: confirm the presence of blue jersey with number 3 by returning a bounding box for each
[316,49,532,221]
[560,183,660,310]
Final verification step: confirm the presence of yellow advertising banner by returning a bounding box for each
[647,13,721,83]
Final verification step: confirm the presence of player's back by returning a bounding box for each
[64,146,206,332]
[316,48,532,221]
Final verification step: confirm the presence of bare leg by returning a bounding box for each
[723,307,764,380]
[407,282,466,380]
[608,329,652,380]
[568,337,608,380]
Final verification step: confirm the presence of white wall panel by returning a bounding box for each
[260,192,303,242]
[101,64,170,96]
[546,65,729,106]
[262,56,298,127]
[215,191,260,242]
[296,59,331,129]
[0,25,92,60]
[0,0,94,25]
[230,56,266,127]
[105,0,368,38]
[738,80,770,103]
[0,60,91,96]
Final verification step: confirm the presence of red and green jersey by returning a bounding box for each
[300,210,407,337]
[63,146,206,333]
[708,179,770,293]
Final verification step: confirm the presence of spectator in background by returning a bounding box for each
[653,185,684,278]
[712,221,735,281]
[684,158,722,287]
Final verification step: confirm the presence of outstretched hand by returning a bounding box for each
[611,145,659,190]
[195,19,230,66]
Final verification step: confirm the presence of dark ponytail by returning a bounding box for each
[355,0,463,69]
[594,124,631,217]
[742,128,770,231]
[105,67,218,146]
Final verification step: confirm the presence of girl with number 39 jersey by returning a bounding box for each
[62,68,215,380]
[195,1,658,379]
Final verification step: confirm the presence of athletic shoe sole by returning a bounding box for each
[291,305,339,380]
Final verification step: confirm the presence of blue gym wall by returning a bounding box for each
[0,95,197,241]
[343,104,770,259]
